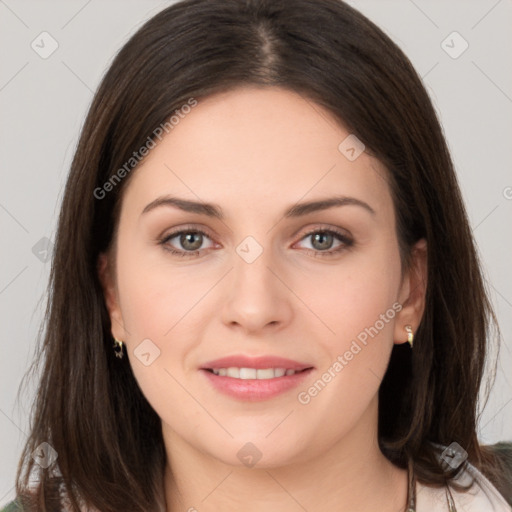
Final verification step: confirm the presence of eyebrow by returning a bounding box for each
[141,194,376,219]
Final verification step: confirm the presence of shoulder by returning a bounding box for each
[1,493,99,512]
[416,455,512,511]
[0,500,24,512]
[487,441,512,505]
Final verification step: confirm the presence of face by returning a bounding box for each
[99,86,426,469]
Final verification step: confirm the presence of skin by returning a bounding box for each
[99,85,427,512]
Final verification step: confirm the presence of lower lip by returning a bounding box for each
[200,368,314,401]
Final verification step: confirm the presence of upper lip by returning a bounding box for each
[200,355,314,371]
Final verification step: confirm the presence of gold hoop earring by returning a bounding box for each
[113,338,124,359]
[405,325,414,348]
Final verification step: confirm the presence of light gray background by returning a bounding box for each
[1,0,511,506]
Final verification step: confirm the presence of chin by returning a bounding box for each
[207,436,310,470]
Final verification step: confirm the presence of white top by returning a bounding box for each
[415,460,511,511]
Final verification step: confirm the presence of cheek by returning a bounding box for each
[114,242,220,402]
[116,245,211,341]
[115,255,205,423]
[298,239,401,353]
[292,244,401,423]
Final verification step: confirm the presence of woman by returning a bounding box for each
[4,0,512,510]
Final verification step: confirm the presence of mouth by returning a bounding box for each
[199,355,315,401]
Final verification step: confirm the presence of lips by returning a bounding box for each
[199,354,315,401]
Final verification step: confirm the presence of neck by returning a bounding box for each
[162,398,408,512]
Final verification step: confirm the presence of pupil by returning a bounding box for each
[313,233,332,250]
[182,232,202,250]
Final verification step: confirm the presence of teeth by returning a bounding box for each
[226,367,240,378]
[211,367,297,379]
[239,368,256,379]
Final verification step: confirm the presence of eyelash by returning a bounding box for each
[158,226,354,259]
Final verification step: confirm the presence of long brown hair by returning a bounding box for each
[15,0,505,510]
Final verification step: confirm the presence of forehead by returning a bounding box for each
[121,86,393,220]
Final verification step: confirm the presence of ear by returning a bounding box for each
[97,252,127,341]
[394,238,428,345]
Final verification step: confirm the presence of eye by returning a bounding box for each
[158,226,353,258]
[159,227,216,257]
[294,228,354,257]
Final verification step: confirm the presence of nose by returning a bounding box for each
[220,239,294,335]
